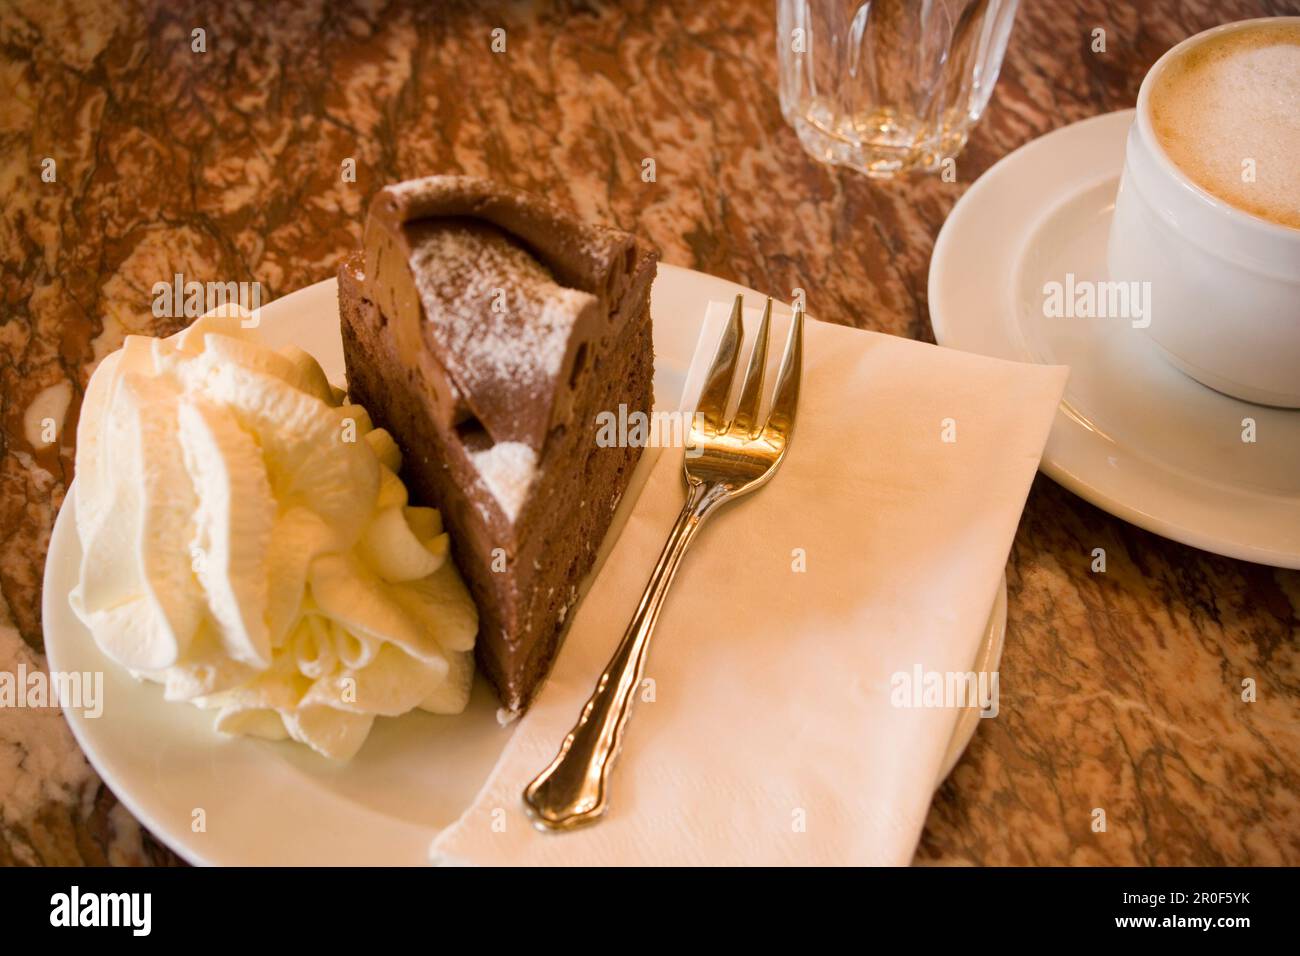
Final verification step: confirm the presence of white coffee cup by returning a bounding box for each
[1108,17,1300,408]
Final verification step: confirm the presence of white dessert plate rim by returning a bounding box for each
[43,264,1004,865]
[929,110,1300,569]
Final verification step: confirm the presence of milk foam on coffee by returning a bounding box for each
[1149,21,1300,229]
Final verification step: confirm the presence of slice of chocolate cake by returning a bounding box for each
[339,176,656,712]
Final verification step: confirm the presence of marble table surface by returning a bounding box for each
[2,0,1296,866]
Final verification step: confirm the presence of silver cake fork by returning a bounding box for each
[523,294,803,830]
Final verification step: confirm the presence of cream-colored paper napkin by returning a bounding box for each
[430,302,1067,866]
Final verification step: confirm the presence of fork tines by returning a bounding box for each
[696,294,802,445]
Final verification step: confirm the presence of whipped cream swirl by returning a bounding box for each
[70,309,477,760]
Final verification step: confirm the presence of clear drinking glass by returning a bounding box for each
[777,0,1020,178]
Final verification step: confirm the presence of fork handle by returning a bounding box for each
[523,479,721,830]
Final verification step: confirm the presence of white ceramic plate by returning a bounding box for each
[44,264,1004,864]
[930,110,1300,568]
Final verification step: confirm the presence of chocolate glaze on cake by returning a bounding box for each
[339,176,656,711]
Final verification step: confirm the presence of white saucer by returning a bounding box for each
[44,264,1004,864]
[930,110,1300,568]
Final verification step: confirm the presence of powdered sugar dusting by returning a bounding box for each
[470,441,538,523]
[408,222,591,390]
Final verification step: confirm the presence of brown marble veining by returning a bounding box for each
[1,0,1297,866]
